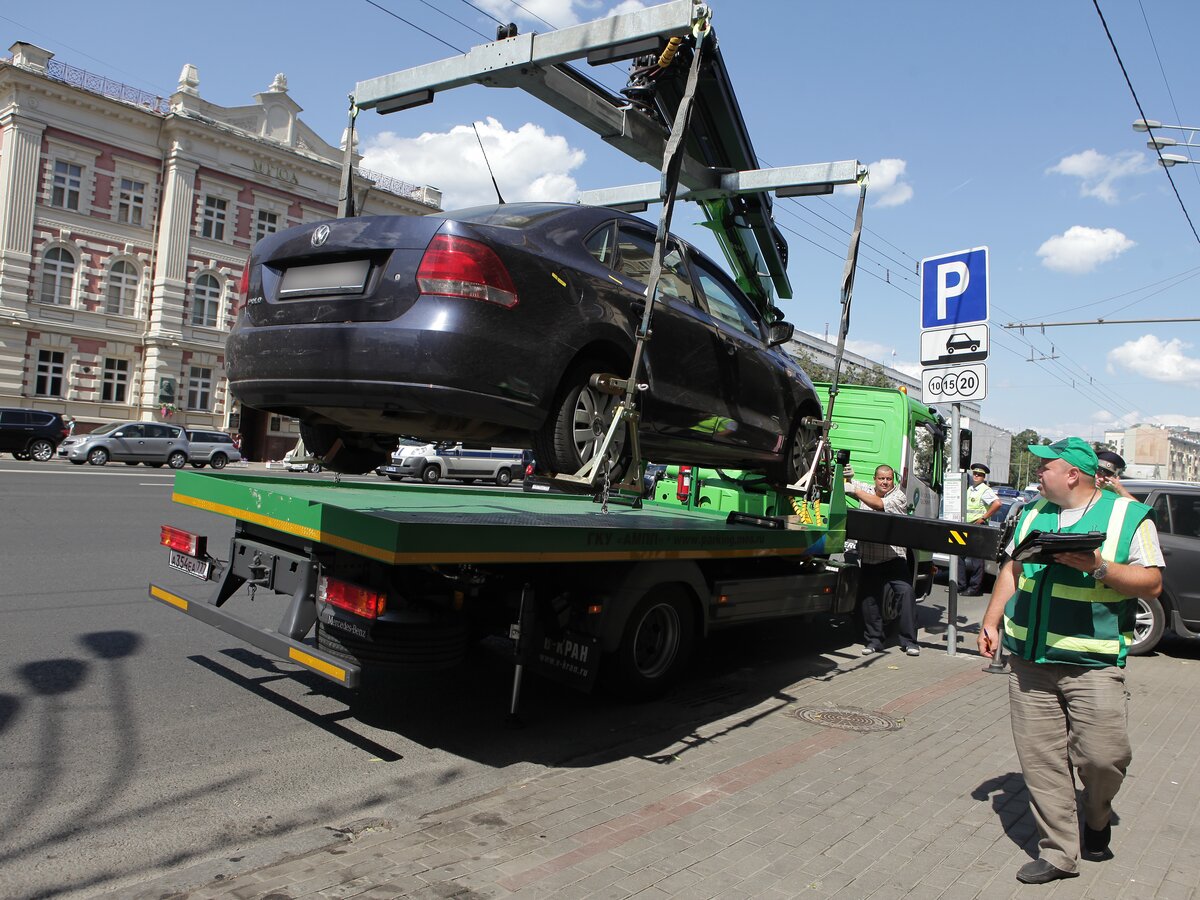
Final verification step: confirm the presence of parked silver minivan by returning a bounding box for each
[59,421,189,468]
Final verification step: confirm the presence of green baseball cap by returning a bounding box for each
[1028,437,1098,476]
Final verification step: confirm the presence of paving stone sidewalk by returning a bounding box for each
[134,626,1200,900]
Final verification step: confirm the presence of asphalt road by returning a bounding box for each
[0,460,882,899]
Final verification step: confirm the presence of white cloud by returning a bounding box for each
[360,117,585,210]
[1108,334,1200,384]
[867,158,913,207]
[1036,225,1134,274]
[472,1,640,29]
[1047,149,1151,204]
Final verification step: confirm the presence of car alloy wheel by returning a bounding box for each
[784,416,822,487]
[168,451,187,469]
[496,468,512,486]
[1128,594,1165,656]
[87,447,109,466]
[210,453,227,470]
[29,439,55,462]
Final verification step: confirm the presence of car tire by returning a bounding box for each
[780,413,822,487]
[605,585,695,699]
[1127,595,1166,656]
[167,451,187,469]
[191,462,205,468]
[28,439,55,462]
[496,468,512,487]
[535,360,628,480]
[13,451,30,461]
[87,447,110,466]
[210,453,227,470]
[298,422,388,475]
[125,462,140,467]
[421,464,441,484]
[387,474,403,482]
[70,459,85,466]
[148,462,164,468]
[307,462,322,473]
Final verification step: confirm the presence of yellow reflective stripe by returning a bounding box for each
[1016,500,1048,544]
[1003,615,1028,641]
[1100,497,1132,562]
[1018,575,1036,592]
[1050,582,1126,604]
[1044,632,1120,655]
[288,647,347,682]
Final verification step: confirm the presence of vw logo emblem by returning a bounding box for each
[311,224,331,247]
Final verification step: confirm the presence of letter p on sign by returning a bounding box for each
[937,261,969,320]
[921,247,988,328]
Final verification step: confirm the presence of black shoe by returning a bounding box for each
[1016,859,1079,884]
[1083,822,1112,859]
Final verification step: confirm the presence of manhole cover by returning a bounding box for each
[790,706,901,732]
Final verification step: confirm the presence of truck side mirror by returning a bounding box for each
[959,429,973,470]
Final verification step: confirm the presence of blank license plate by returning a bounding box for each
[169,548,211,580]
[279,260,370,297]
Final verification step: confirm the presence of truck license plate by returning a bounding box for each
[169,548,211,580]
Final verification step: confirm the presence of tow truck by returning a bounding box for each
[149,1,999,707]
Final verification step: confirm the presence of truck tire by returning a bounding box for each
[496,468,512,486]
[605,585,695,698]
[316,619,467,675]
[1127,595,1165,656]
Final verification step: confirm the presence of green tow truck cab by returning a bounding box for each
[150,469,858,703]
[645,383,957,602]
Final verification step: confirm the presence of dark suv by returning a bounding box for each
[0,408,69,462]
[1123,480,1200,655]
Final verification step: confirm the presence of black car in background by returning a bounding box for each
[1122,480,1200,655]
[0,408,69,461]
[227,203,820,481]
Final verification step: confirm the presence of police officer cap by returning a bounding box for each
[969,463,990,476]
[1096,450,1125,476]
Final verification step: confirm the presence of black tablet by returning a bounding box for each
[1012,530,1104,565]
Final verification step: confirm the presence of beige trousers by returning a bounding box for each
[1007,656,1132,872]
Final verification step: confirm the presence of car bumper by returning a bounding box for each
[226,312,565,436]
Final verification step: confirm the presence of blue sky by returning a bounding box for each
[6,0,1200,441]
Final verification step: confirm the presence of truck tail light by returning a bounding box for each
[676,465,692,503]
[160,525,207,557]
[417,234,518,308]
[318,575,386,619]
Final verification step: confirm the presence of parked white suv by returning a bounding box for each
[379,442,530,486]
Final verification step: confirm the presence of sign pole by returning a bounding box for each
[947,402,961,656]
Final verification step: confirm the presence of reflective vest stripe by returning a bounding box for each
[1100,497,1132,561]
[1044,631,1121,655]
[1049,582,1127,603]
[1004,615,1027,641]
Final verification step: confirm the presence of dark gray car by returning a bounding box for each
[1123,480,1200,655]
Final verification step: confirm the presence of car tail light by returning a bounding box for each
[318,575,386,619]
[235,266,250,308]
[417,234,518,308]
[676,465,692,503]
[161,525,207,557]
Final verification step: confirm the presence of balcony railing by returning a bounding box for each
[43,59,172,115]
[355,166,442,209]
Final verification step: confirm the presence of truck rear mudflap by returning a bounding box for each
[149,583,361,688]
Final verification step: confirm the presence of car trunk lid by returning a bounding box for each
[244,216,447,325]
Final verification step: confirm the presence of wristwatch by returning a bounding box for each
[1092,562,1109,582]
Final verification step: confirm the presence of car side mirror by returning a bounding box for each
[112,432,124,438]
[767,321,795,347]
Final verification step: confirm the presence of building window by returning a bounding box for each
[117,178,146,226]
[40,247,76,305]
[101,357,130,403]
[106,261,139,315]
[52,161,83,210]
[191,274,222,327]
[187,366,213,411]
[35,350,65,397]
[255,210,279,242]
[201,195,227,240]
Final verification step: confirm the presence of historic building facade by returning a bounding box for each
[0,42,439,460]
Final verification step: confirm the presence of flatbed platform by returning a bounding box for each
[170,471,843,565]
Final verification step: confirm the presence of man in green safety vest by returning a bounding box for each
[978,437,1163,885]
[959,462,1003,595]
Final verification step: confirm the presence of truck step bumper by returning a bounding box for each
[149,583,361,688]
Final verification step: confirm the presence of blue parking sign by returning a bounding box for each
[920,247,988,328]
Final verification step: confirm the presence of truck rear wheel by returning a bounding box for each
[606,585,695,698]
[316,619,467,676]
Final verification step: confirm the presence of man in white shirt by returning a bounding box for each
[845,464,920,656]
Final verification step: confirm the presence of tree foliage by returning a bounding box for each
[789,347,897,389]
[1009,428,1047,487]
